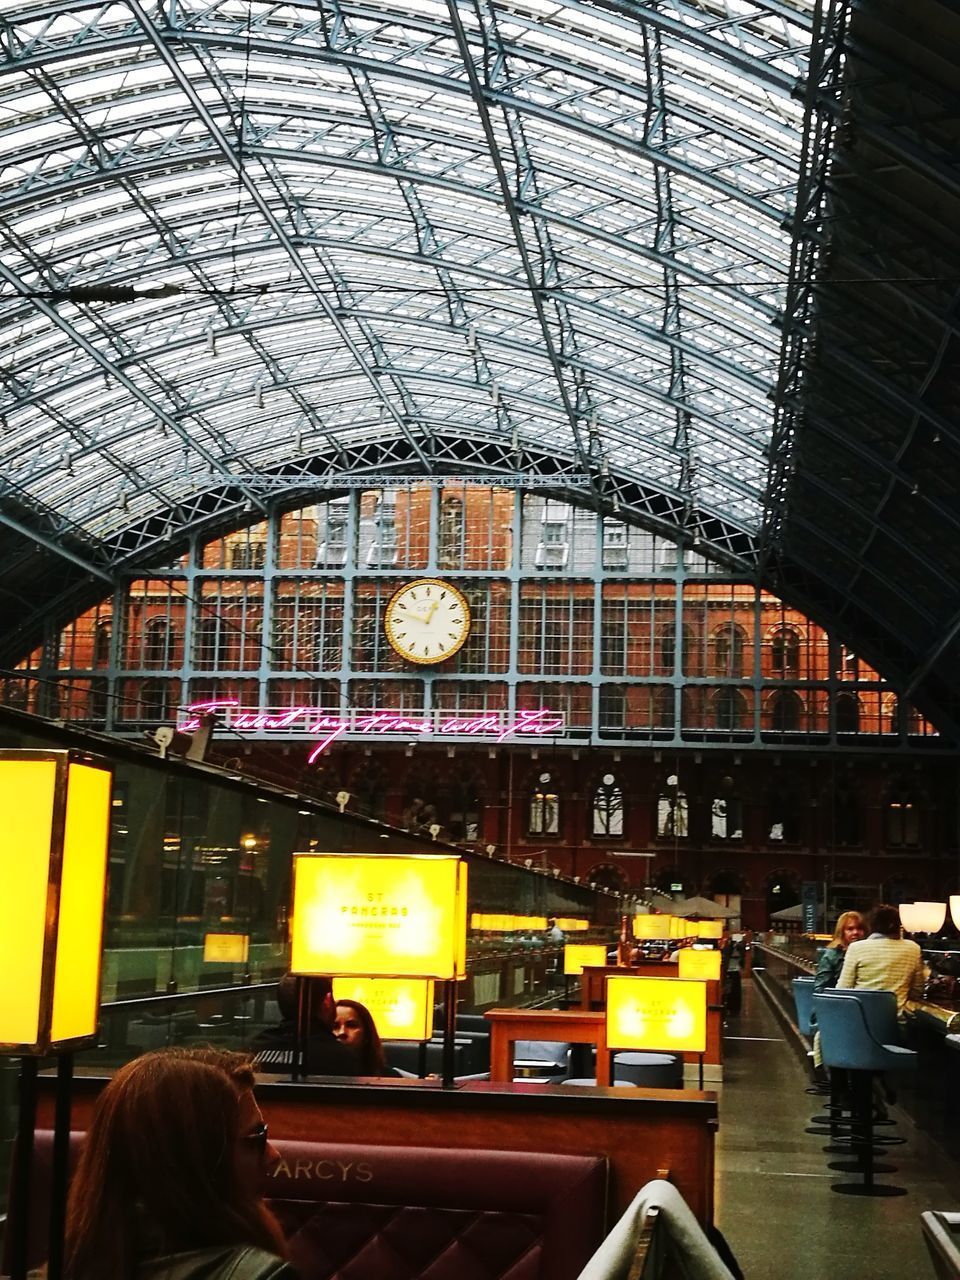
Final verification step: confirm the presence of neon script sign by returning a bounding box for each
[180,701,565,762]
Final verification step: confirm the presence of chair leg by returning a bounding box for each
[831,1071,907,1197]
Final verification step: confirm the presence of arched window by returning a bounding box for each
[712,623,747,677]
[770,627,801,677]
[710,793,743,841]
[766,788,802,844]
[443,768,485,842]
[885,787,920,847]
[93,622,112,668]
[146,616,175,668]
[657,777,688,839]
[836,691,860,734]
[711,687,748,732]
[438,495,464,568]
[599,685,627,732]
[768,688,804,732]
[659,623,694,675]
[829,783,861,847]
[195,616,224,669]
[591,773,624,837]
[140,680,171,721]
[528,771,560,836]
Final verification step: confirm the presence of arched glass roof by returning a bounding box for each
[0,0,818,570]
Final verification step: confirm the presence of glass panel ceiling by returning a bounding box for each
[0,0,815,561]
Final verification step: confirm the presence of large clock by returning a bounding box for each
[384,578,471,665]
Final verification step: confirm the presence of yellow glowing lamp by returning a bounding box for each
[203,933,250,964]
[454,861,469,980]
[333,977,434,1041]
[606,975,707,1054]
[291,853,466,979]
[634,914,672,939]
[0,751,112,1054]
[669,916,690,939]
[563,943,609,976]
[556,918,590,932]
[695,920,724,940]
[677,948,722,982]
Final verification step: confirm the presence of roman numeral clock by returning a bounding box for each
[384,579,471,665]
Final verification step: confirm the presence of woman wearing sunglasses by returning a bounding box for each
[65,1048,293,1280]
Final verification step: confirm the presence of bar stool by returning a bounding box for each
[813,990,918,1196]
[792,976,815,1039]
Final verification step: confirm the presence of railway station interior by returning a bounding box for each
[0,0,959,1277]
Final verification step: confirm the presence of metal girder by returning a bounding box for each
[445,0,600,489]
[126,0,434,472]
[759,0,850,569]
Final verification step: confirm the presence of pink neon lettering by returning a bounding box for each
[182,701,564,764]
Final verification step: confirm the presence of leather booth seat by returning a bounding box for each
[9,1133,607,1280]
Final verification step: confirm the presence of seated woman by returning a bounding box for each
[333,999,400,1076]
[64,1048,295,1280]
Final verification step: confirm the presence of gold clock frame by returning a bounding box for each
[383,578,472,665]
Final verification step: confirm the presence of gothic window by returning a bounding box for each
[768,688,803,732]
[657,778,688,839]
[712,623,747,677]
[591,773,624,837]
[885,788,920,847]
[770,627,801,676]
[140,679,171,721]
[829,784,861,847]
[711,687,748,731]
[146,616,175,669]
[599,685,627,732]
[711,795,743,841]
[94,622,112,668]
[528,772,560,836]
[438,496,465,569]
[766,789,802,844]
[836,692,860,734]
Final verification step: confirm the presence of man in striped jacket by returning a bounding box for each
[836,903,925,1019]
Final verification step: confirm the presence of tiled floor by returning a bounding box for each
[715,977,960,1279]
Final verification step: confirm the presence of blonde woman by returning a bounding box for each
[810,910,865,1083]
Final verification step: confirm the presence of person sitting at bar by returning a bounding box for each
[64,1048,294,1280]
[252,973,361,1076]
[836,903,925,1021]
[809,910,866,1089]
[334,999,401,1076]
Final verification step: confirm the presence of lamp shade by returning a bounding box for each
[912,901,946,933]
[898,902,925,933]
[606,975,707,1054]
[950,896,960,932]
[634,914,672,939]
[332,977,434,1042]
[563,943,608,976]
[0,750,112,1054]
[677,948,722,982]
[203,933,250,964]
[696,920,724,940]
[291,853,466,979]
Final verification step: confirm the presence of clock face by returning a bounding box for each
[384,578,471,665]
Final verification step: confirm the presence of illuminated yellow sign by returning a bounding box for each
[555,918,591,932]
[563,943,609,976]
[677,948,722,982]
[634,914,672,939]
[291,853,465,979]
[670,916,692,939]
[333,977,434,1041]
[695,920,725,939]
[606,975,707,1054]
[0,752,112,1054]
[203,933,250,964]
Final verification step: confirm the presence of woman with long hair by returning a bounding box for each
[333,1000,392,1076]
[809,910,866,1087]
[64,1048,294,1280]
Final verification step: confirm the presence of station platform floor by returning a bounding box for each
[715,977,960,1279]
